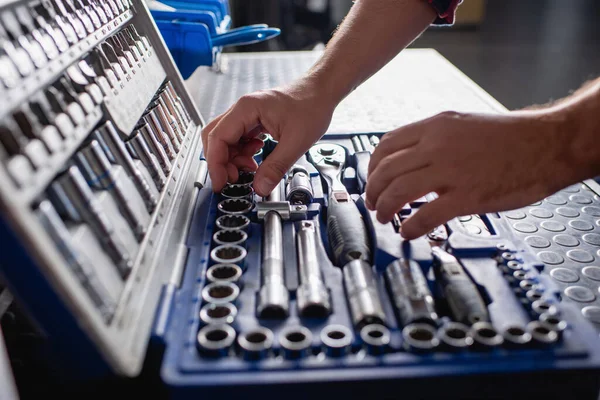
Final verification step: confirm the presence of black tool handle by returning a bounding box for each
[354,151,370,193]
[327,197,371,267]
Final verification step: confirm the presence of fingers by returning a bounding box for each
[201,112,226,158]
[205,97,263,192]
[374,169,436,224]
[401,195,458,240]
[365,147,429,210]
[254,139,306,196]
[368,123,422,176]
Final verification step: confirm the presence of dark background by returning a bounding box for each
[228,0,600,110]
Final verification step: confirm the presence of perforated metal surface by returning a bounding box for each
[185,49,504,132]
[501,183,600,333]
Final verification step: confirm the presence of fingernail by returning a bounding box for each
[365,199,374,210]
[254,177,276,196]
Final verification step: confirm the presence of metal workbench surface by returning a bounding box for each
[185,49,600,336]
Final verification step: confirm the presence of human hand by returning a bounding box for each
[366,110,575,240]
[201,77,336,196]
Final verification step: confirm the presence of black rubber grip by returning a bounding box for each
[327,197,371,267]
[354,151,370,193]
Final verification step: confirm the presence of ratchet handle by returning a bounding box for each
[327,197,371,267]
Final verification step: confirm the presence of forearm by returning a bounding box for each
[306,0,436,105]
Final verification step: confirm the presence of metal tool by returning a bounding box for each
[49,0,88,39]
[197,324,236,357]
[539,313,567,335]
[134,121,171,175]
[531,300,559,317]
[221,184,254,200]
[210,244,247,267]
[256,181,289,318]
[344,259,386,327]
[1,11,48,69]
[14,6,59,61]
[158,87,186,138]
[165,80,191,124]
[0,23,35,78]
[199,302,237,325]
[296,220,331,318]
[215,214,250,231]
[75,140,149,240]
[351,135,371,193]
[232,171,254,187]
[213,229,248,247]
[95,122,158,212]
[49,166,133,277]
[527,321,558,346]
[360,324,390,355]
[402,323,439,352]
[308,143,385,327]
[206,264,243,283]
[143,108,176,160]
[66,65,104,105]
[285,165,314,205]
[279,326,312,360]
[153,98,182,147]
[386,259,438,327]
[238,327,274,361]
[127,129,168,190]
[431,246,490,325]
[201,282,240,304]
[36,200,116,320]
[29,3,70,53]
[437,322,473,351]
[321,325,353,357]
[470,322,503,349]
[501,325,532,348]
[217,199,253,216]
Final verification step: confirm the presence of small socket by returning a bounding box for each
[213,229,248,246]
[206,264,243,283]
[221,184,254,200]
[197,324,236,357]
[360,324,390,355]
[279,326,313,360]
[235,171,254,186]
[438,322,473,351]
[501,260,522,275]
[199,303,237,325]
[531,300,559,317]
[512,270,530,283]
[525,288,544,303]
[539,313,567,333]
[519,279,537,292]
[402,323,439,352]
[210,244,247,266]
[320,325,353,357]
[527,321,559,346]
[238,327,274,360]
[470,322,503,349]
[502,325,532,348]
[215,215,250,231]
[218,198,253,215]
[201,282,240,304]
[501,252,516,261]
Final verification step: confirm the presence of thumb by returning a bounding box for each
[254,143,302,196]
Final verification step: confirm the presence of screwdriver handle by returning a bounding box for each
[327,197,371,267]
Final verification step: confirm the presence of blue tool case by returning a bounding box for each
[0,0,600,398]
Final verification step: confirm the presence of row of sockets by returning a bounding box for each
[0,0,133,90]
[1,24,156,190]
[33,79,192,322]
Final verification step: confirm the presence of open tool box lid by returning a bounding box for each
[0,0,206,378]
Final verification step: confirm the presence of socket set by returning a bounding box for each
[1,3,600,398]
[0,0,203,378]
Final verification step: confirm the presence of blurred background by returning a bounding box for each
[227,0,600,110]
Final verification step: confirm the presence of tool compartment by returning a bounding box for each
[0,0,599,397]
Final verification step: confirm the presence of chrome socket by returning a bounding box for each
[531,300,559,317]
[320,325,353,357]
[519,279,537,293]
[232,171,254,187]
[197,324,236,357]
[215,215,250,231]
[213,229,248,247]
[402,323,439,352]
[238,327,274,361]
[279,326,313,360]
[500,260,522,275]
[470,322,504,349]
[510,269,531,285]
[218,198,253,215]
[221,184,254,200]
[437,322,473,351]
[210,244,247,267]
[527,321,559,346]
[539,313,568,334]
[199,303,237,325]
[501,325,532,348]
[206,264,243,284]
[525,288,545,304]
[360,324,390,355]
[344,259,386,328]
[201,282,240,304]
